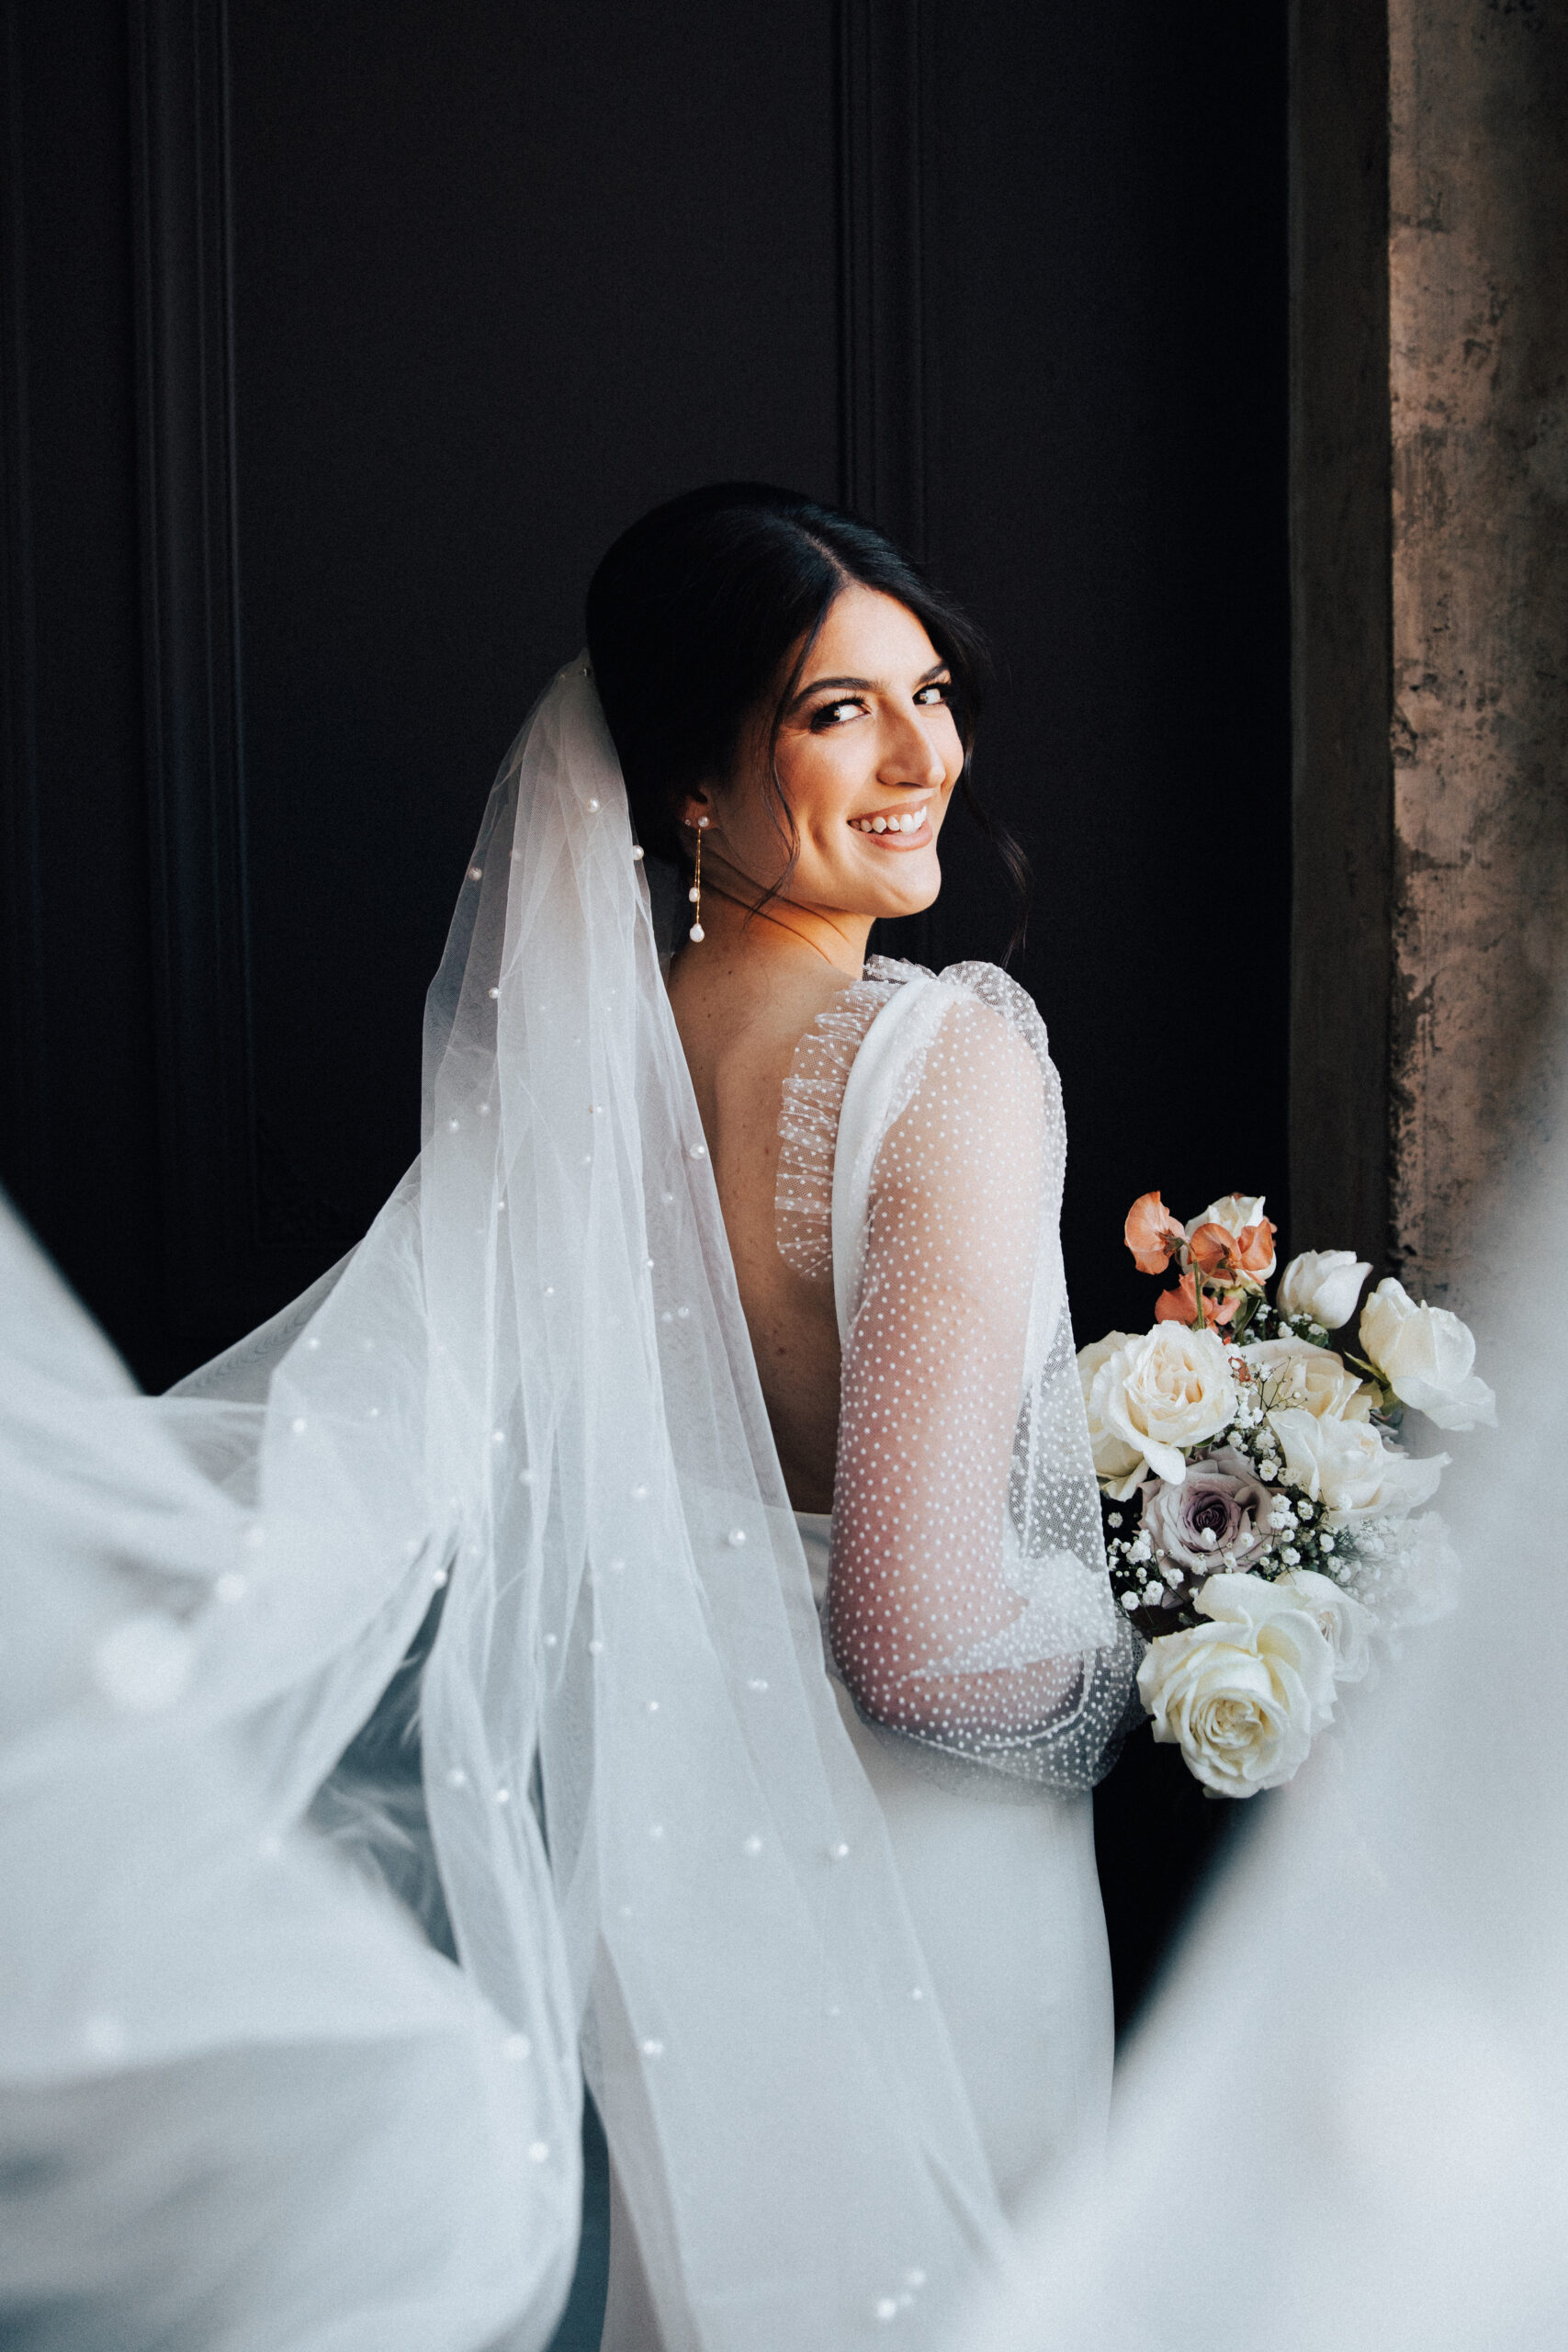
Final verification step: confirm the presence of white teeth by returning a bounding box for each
[854,811,926,835]
[872,816,887,832]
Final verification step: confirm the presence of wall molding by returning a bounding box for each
[0,0,46,1218]
[835,0,929,562]
[130,0,269,1336]
[119,0,947,1342]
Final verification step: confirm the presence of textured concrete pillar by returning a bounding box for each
[1387,0,1568,1303]
[1292,0,1568,1304]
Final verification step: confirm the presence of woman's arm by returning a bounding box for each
[828,993,1090,1748]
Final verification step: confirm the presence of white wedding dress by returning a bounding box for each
[787,958,1120,2208]
[794,1523,1112,2207]
[601,952,1131,2341]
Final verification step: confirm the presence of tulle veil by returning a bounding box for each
[10,656,1562,2352]
[2,662,1022,2350]
[960,1065,1568,2352]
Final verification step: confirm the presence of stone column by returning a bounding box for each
[1388,0,1568,1304]
[1291,0,1568,1306]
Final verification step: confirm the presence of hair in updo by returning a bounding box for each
[585,481,1029,938]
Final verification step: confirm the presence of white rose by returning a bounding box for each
[1136,1571,1337,1796]
[1242,1337,1373,1422]
[1183,1193,1276,1280]
[1358,1277,1497,1431]
[1088,1325,1239,1489]
[1268,1406,1447,1526]
[1077,1332,1147,1498]
[1276,1249,1371,1330]
[1272,1567,1373,1683]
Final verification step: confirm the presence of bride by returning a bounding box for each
[590,485,1133,2269]
[0,483,1131,2352]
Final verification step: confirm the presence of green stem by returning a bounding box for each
[1344,1348,1393,1396]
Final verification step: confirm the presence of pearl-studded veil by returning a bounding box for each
[957,1092,1568,2352]
[411,661,1018,2341]
[2,662,1028,2350]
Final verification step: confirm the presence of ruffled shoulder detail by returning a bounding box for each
[932,959,1052,1067]
[774,956,927,1281]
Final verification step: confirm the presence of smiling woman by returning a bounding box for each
[742,590,957,871]
[587,481,1022,936]
[0,480,1132,2352]
[581,483,1134,2343]
[586,489,995,1514]
[686,587,961,944]
[671,587,970,1519]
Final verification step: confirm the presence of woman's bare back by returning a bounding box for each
[665,938,851,1513]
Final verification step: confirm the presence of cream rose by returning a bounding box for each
[1272,1567,1373,1684]
[1276,1249,1371,1331]
[1268,1406,1447,1526]
[1088,1325,1238,1488]
[1077,1331,1146,1497]
[1242,1336,1373,1422]
[1183,1193,1277,1281]
[1358,1277,1497,1431]
[1136,1572,1337,1796]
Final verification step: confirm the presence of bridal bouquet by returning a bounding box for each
[1079,1193,1495,1797]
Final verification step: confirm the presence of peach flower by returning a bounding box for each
[1124,1191,1185,1276]
[1188,1215,1277,1286]
[1183,1194,1278,1284]
[1155,1273,1237,1329]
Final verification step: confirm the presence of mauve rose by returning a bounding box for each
[1141,1446,1274,1586]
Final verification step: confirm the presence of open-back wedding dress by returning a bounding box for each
[1,664,1131,2352]
[600,945,1135,2339]
[783,956,1132,2206]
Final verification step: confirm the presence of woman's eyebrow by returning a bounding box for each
[787,661,950,710]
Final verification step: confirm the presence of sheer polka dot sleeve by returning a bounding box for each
[809,961,1136,1792]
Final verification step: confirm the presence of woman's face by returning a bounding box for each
[692,582,964,922]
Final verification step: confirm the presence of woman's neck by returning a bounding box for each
[682,874,871,980]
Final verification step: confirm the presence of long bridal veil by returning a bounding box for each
[1,1182,577,2350]
[14,649,1555,2352]
[7,662,1132,2351]
[962,1094,1568,2352]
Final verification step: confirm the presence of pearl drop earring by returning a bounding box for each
[688,817,709,943]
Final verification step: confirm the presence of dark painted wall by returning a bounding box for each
[2,0,1287,2034]
[917,4,1292,1350]
[227,0,849,1284]
[908,9,1292,2022]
